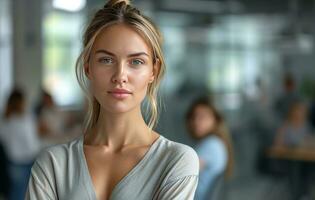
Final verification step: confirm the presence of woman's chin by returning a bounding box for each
[102,103,137,114]
[193,132,210,139]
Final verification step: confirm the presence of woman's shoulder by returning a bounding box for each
[28,136,84,198]
[202,135,224,147]
[33,135,83,168]
[159,135,198,159]
[154,135,199,180]
[195,135,226,157]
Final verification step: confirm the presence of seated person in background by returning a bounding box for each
[35,90,81,146]
[186,97,234,200]
[274,100,313,147]
[274,74,300,120]
[0,88,40,200]
[35,90,65,138]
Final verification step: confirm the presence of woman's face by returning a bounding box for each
[190,105,216,138]
[85,23,157,114]
[289,103,307,124]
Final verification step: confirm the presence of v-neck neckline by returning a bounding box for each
[79,134,162,200]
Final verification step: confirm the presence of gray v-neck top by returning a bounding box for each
[25,134,199,200]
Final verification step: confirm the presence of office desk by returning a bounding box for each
[267,146,315,162]
[266,145,315,200]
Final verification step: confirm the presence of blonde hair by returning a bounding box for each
[76,0,165,132]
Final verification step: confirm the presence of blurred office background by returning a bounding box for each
[1,0,315,199]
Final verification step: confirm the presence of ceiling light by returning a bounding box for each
[53,0,86,12]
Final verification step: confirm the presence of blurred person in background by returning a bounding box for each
[35,90,66,138]
[273,100,314,200]
[274,74,301,120]
[274,100,313,147]
[186,97,234,200]
[35,89,81,146]
[0,88,40,200]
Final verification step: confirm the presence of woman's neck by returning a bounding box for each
[84,107,152,150]
[288,119,305,128]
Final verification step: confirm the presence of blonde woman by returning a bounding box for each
[25,0,199,199]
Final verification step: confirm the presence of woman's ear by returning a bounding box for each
[84,62,91,80]
[150,58,161,83]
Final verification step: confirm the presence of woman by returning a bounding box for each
[273,101,314,200]
[35,90,65,138]
[0,89,40,200]
[26,0,199,199]
[186,97,234,200]
[35,90,76,147]
[274,101,312,147]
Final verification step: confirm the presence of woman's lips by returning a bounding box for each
[108,89,132,99]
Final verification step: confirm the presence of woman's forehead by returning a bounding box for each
[195,104,213,112]
[92,23,152,56]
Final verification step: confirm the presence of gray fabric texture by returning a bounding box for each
[25,134,199,200]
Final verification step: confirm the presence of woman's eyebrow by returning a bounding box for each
[127,52,149,58]
[95,49,149,58]
[95,49,115,56]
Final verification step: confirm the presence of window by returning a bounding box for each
[42,4,85,107]
[206,15,281,110]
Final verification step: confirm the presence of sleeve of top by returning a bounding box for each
[25,173,55,200]
[157,175,198,200]
[25,151,57,200]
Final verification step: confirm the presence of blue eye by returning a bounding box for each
[130,59,144,65]
[98,57,114,64]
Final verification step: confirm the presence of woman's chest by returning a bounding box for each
[83,148,149,199]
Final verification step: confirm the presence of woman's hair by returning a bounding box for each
[4,89,25,119]
[76,0,165,131]
[186,96,234,179]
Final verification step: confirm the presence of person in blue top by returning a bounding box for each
[186,97,234,200]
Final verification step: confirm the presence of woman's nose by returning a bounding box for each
[111,62,128,84]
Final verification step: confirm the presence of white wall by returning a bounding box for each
[0,0,13,113]
[12,0,43,108]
